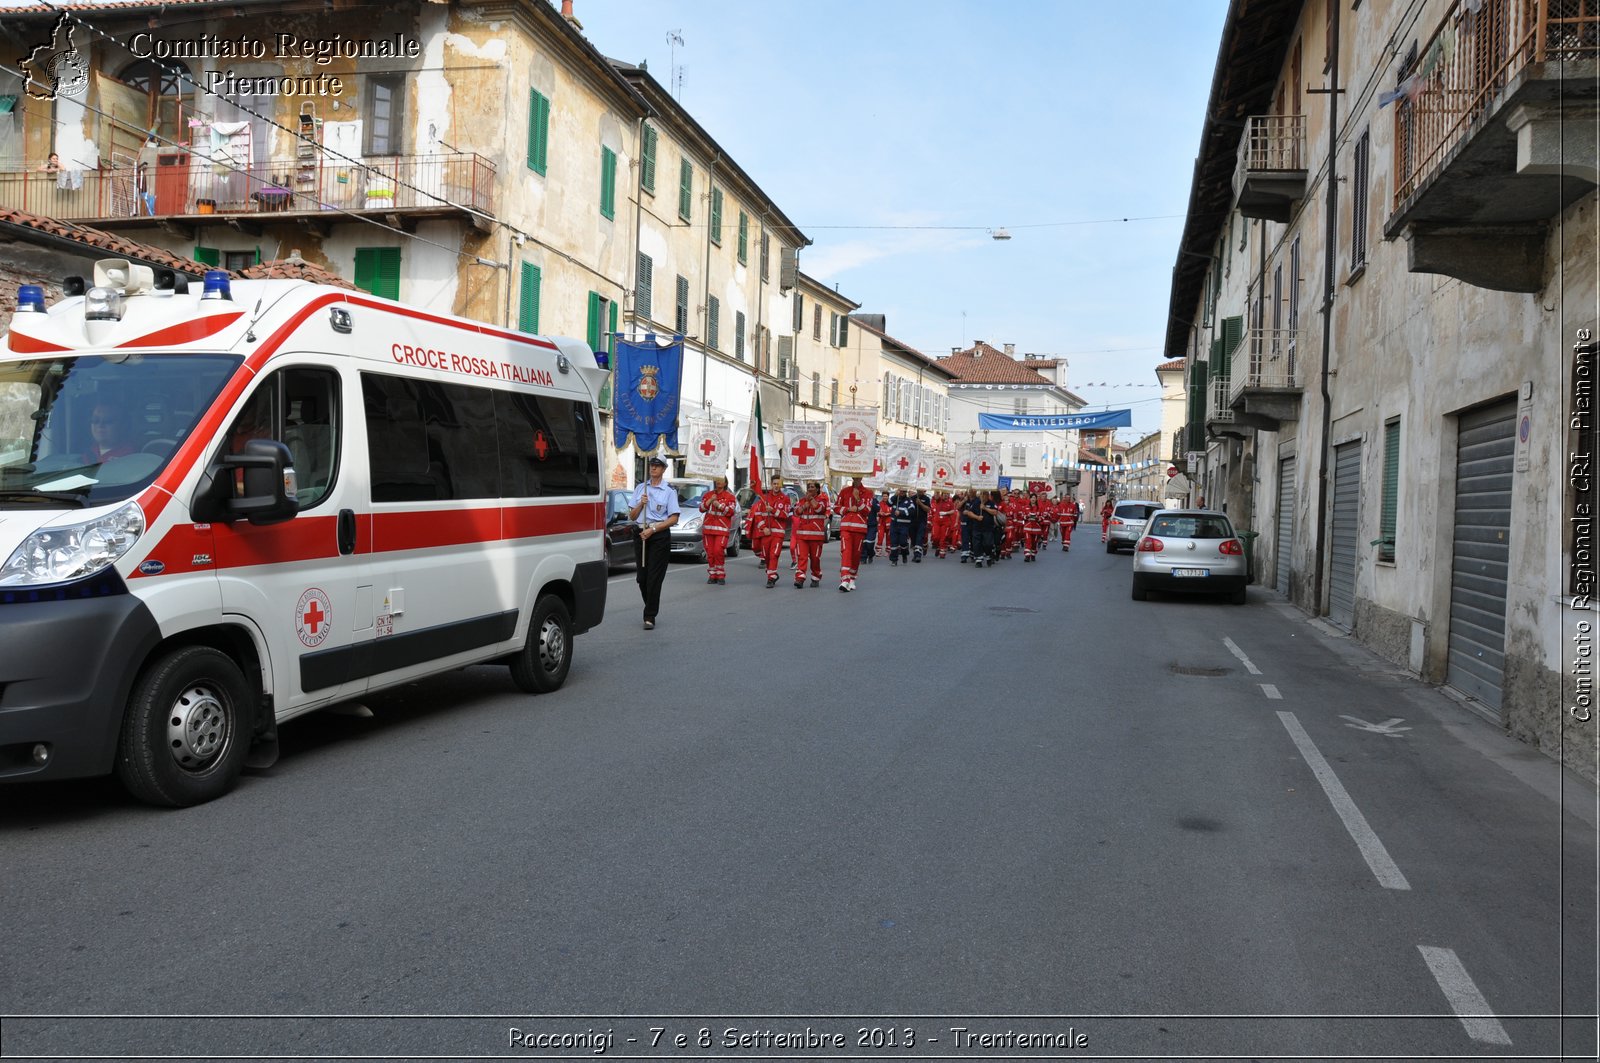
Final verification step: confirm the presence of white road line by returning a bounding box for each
[1277,711,1411,891]
[1418,945,1512,1045]
[1223,636,1261,675]
[1260,683,1282,699]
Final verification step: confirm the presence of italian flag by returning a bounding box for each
[746,387,764,494]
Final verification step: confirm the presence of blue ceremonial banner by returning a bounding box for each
[978,410,1133,431]
[613,335,684,453]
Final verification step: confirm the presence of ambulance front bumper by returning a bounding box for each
[0,590,162,783]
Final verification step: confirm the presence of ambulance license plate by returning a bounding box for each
[1171,568,1209,578]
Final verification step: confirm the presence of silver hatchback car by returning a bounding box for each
[1130,509,1248,604]
[1105,499,1163,552]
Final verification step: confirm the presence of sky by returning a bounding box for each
[573,0,1229,442]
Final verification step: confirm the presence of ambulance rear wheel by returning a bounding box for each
[511,595,572,694]
[116,646,251,807]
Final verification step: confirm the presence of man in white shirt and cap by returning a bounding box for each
[628,456,680,630]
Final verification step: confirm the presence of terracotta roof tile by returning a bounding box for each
[1156,358,1187,371]
[236,258,358,290]
[939,342,1058,386]
[0,207,213,275]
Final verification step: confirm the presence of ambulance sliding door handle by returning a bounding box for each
[338,509,357,556]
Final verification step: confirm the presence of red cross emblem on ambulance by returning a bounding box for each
[296,587,333,648]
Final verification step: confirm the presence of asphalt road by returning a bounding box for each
[2,535,1595,1061]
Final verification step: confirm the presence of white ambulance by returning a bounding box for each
[0,261,610,806]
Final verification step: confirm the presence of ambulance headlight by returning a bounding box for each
[0,501,145,587]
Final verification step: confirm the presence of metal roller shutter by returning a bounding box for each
[1447,401,1516,715]
[1328,442,1361,627]
[1276,457,1296,596]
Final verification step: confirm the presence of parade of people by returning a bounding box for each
[750,474,793,588]
[791,480,831,588]
[698,475,738,585]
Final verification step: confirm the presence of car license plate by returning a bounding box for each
[1171,568,1209,578]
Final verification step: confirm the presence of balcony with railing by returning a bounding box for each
[1233,114,1308,223]
[0,152,496,235]
[1207,375,1245,440]
[1387,0,1599,291]
[1227,327,1303,430]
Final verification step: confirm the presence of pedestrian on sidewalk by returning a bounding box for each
[628,456,679,630]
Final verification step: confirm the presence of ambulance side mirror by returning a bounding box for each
[191,439,300,526]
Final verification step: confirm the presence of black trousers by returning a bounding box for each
[636,533,671,620]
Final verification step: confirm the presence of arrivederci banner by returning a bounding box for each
[968,443,1002,489]
[781,420,827,482]
[828,407,878,475]
[977,409,1133,431]
[883,438,923,488]
[684,420,731,478]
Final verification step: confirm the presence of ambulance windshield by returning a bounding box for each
[0,353,242,508]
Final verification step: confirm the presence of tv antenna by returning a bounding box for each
[666,29,685,100]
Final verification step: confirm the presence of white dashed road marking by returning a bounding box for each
[1260,683,1282,699]
[1277,711,1411,891]
[1224,636,1261,675]
[1417,945,1512,1045]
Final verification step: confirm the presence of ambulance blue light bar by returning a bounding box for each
[200,271,233,301]
[15,285,46,313]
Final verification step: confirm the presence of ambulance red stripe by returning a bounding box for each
[117,311,244,348]
[8,333,69,353]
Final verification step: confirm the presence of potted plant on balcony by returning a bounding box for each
[364,184,394,209]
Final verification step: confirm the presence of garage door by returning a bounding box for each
[1446,401,1515,715]
[1328,442,1361,628]
[1276,457,1295,596]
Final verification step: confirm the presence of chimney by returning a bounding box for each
[1004,343,1015,358]
[561,0,582,28]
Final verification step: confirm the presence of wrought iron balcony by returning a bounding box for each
[1233,114,1308,223]
[1387,0,1599,291]
[0,152,496,234]
[1227,328,1303,430]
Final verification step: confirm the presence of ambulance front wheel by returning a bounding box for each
[510,595,572,694]
[116,646,252,807]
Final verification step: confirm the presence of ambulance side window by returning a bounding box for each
[361,373,499,502]
[224,368,340,509]
[496,392,599,498]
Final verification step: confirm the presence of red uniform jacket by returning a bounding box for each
[751,489,792,539]
[836,485,873,534]
[793,492,830,540]
[931,495,958,524]
[698,489,737,534]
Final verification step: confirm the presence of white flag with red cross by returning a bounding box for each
[953,447,974,489]
[884,438,923,488]
[969,443,1002,489]
[780,420,827,482]
[864,447,888,490]
[827,407,877,475]
[927,450,957,490]
[684,420,730,478]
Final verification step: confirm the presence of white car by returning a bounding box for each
[1130,509,1249,604]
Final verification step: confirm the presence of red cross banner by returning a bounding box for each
[883,438,923,488]
[927,450,957,490]
[780,420,827,482]
[827,406,878,475]
[684,419,731,478]
[864,447,888,490]
[953,446,974,489]
[969,443,1001,490]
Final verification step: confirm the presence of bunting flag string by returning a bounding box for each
[1054,458,1166,472]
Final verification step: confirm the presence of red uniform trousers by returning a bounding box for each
[703,531,729,580]
[1023,521,1044,558]
[1061,515,1075,549]
[792,535,824,583]
[758,533,785,579]
[839,530,864,581]
[1101,515,1111,541]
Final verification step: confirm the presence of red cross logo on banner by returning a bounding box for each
[962,461,972,474]
[917,464,927,477]
[873,458,884,474]
[977,461,991,475]
[791,439,816,465]
[699,438,718,457]
[841,432,865,453]
[533,430,550,460]
[936,466,949,480]
[896,456,910,471]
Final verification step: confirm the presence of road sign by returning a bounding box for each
[1167,465,1178,478]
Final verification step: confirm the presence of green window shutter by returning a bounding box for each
[586,291,601,352]
[354,247,400,300]
[1210,337,1225,383]
[1221,314,1243,380]
[194,246,219,266]
[737,212,748,265]
[527,89,549,174]
[518,263,541,334]
[254,245,261,265]
[707,295,719,350]
[608,298,618,356]
[640,124,657,193]
[635,252,653,322]
[600,145,617,220]
[1187,362,1208,451]
[1380,420,1400,561]
[678,159,693,221]
[709,187,722,245]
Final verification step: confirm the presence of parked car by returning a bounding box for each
[668,478,740,561]
[1105,499,1164,553]
[737,484,798,548]
[603,489,640,571]
[1130,509,1248,604]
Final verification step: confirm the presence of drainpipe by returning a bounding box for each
[1311,0,1341,616]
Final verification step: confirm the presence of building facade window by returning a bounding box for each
[640,123,658,193]
[1352,129,1371,272]
[811,372,821,407]
[813,305,822,341]
[674,275,689,335]
[710,187,723,245]
[600,145,617,220]
[707,296,720,350]
[354,247,401,300]
[738,211,749,265]
[635,252,652,322]
[366,75,405,156]
[760,232,770,280]
[526,88,549,174]
[518,262,541,334]
[1380,418,1400,562]
[735,310,746,361]
[678,159,693,221]
[792,294,804,333]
